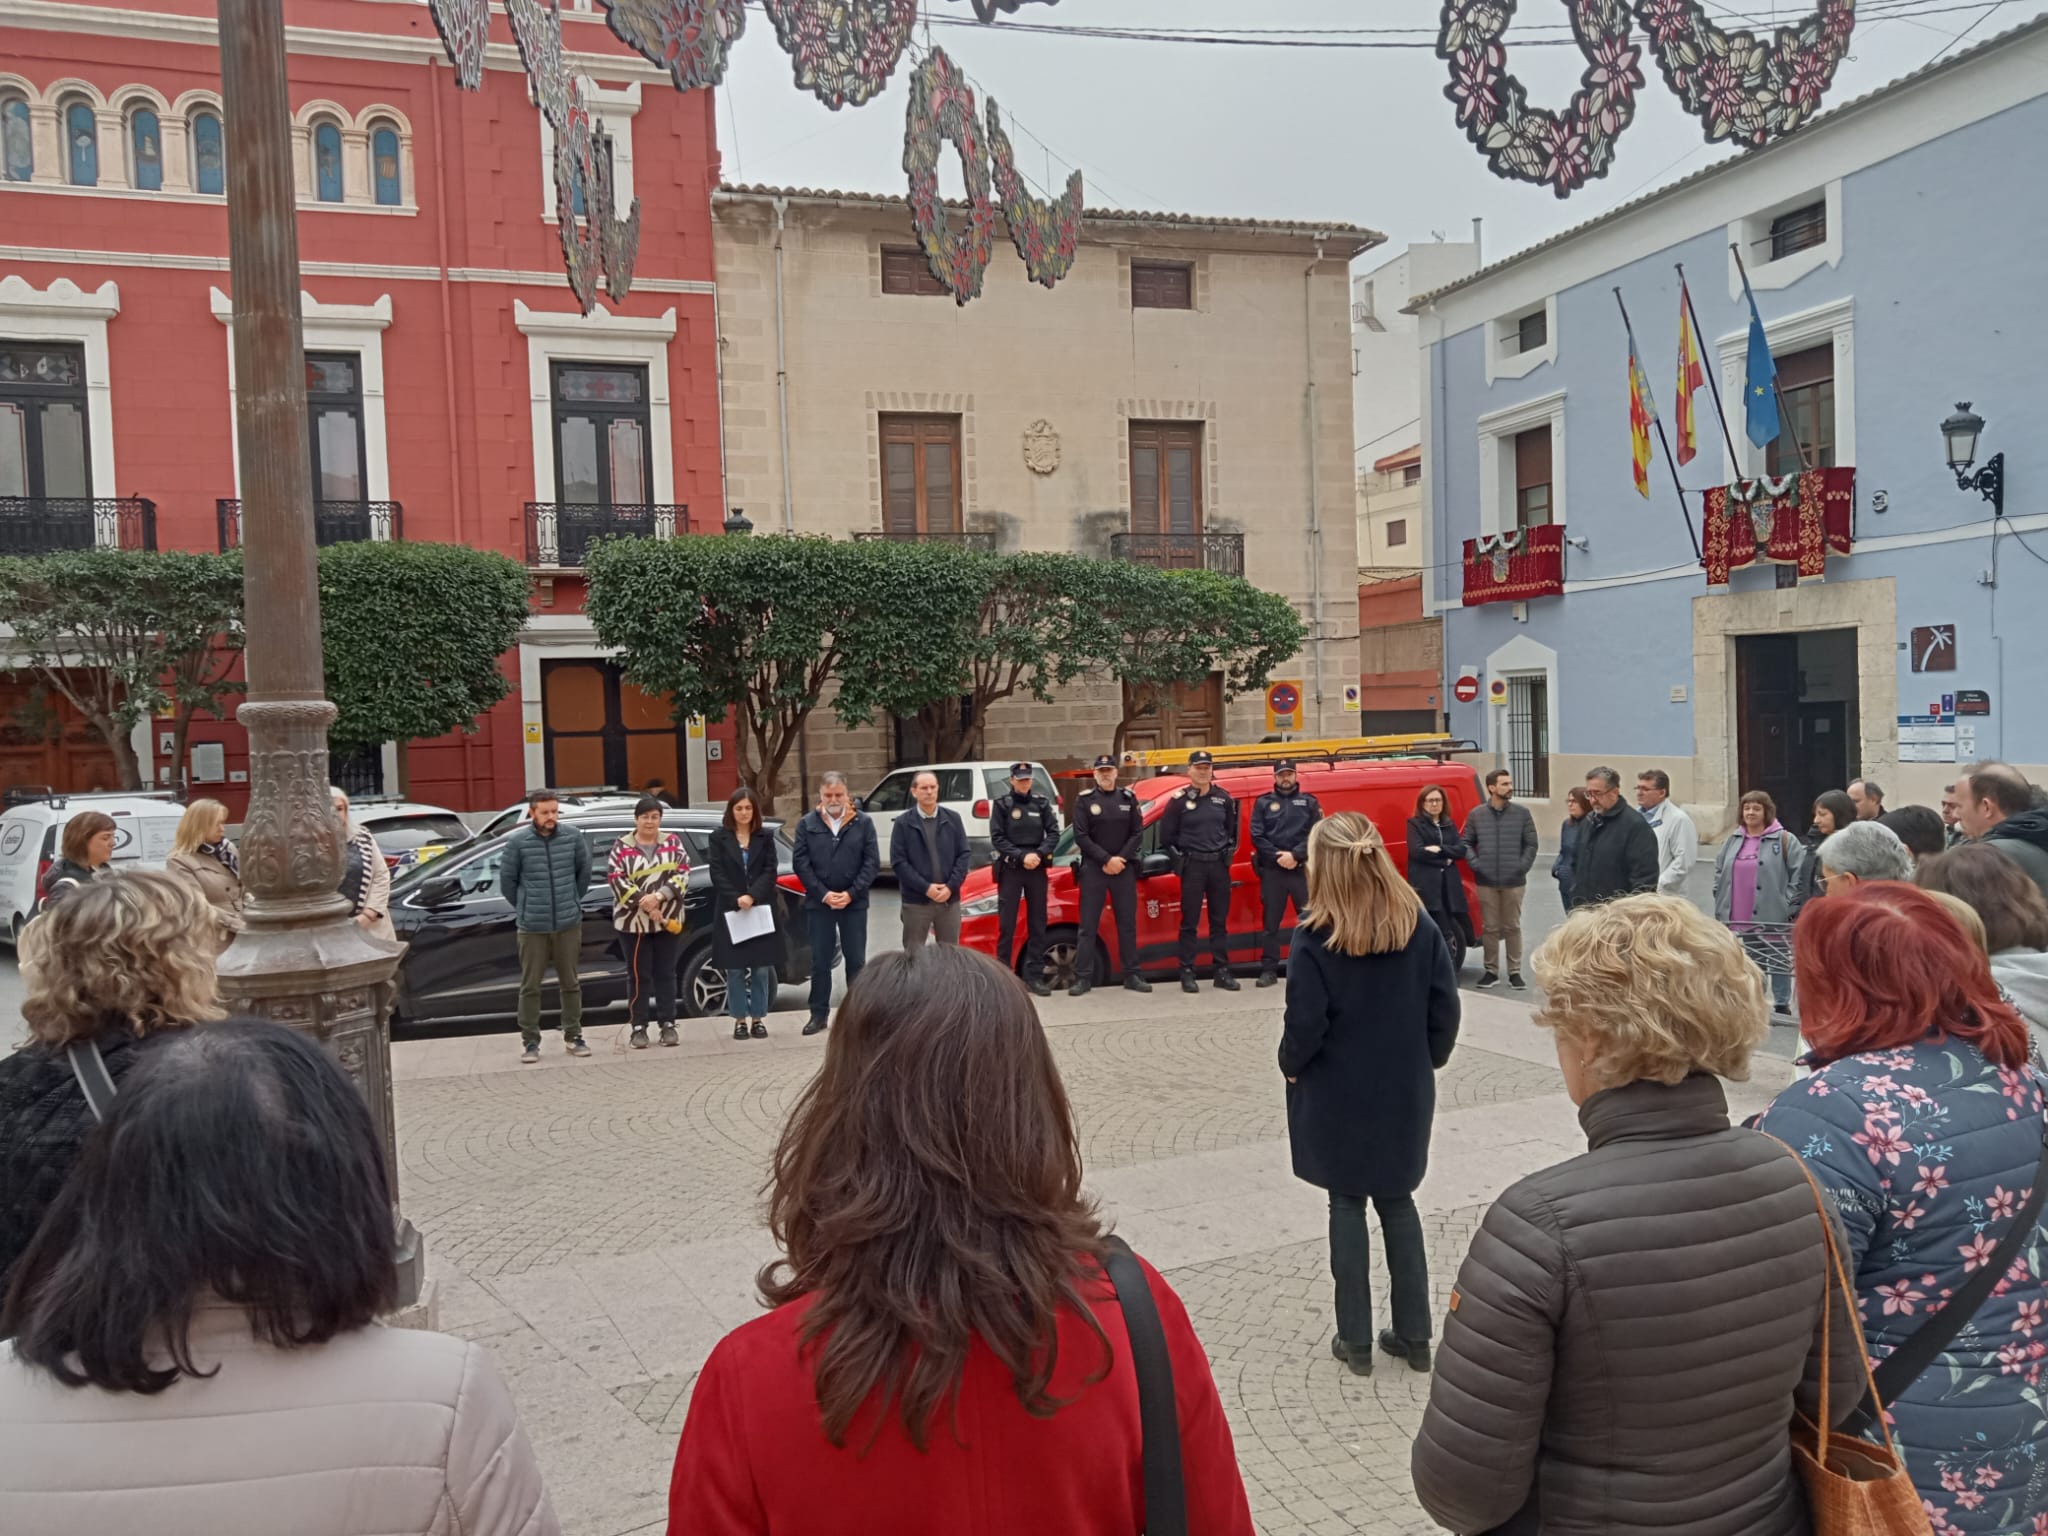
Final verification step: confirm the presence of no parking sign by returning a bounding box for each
[1265,679,1303,732]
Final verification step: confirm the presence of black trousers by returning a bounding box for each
[623,927,680,1029]
[1258,864,1309,969]
[997,862,1050,979]
[1076,863,1139,981]
[1177,856,1232,972]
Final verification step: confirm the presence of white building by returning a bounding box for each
[1352,237,1481,473]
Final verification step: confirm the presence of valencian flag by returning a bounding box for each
[1741,266,1780,448]
[1628,335,1657,498]
[1675,281,1705,465]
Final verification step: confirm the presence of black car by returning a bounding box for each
[388,807,811,1027]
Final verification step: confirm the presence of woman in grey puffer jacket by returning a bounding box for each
[1413,896,1865,1536]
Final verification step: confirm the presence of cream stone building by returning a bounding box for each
[713,185,1378,799]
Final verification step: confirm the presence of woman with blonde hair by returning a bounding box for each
[1279,811,1459,1376]
[1413,895,1863,1536]
[166,797,244,953]
[0,869,225,1291]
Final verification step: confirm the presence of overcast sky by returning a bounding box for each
[717,0,2046,269]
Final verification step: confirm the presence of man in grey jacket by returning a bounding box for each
[498,788,594,1064]
[1462,769,1538,988]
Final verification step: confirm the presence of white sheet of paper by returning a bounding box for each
[724,904,776,944]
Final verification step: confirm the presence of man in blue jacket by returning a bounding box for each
[498,787,594,1064]
[889,770,971,949]
[791,771,879,1036]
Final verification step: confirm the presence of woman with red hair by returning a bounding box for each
[1757,882,2048,1536]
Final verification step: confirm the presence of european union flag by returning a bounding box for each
[1742,271,1779,449]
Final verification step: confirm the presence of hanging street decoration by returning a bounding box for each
[970,0,1061,19]
[903,48,998,304]
[1436,0,1858,196]
[596,0,747,92]
[987,100,1083,288]
[425,0,492,90]
[761,0,919,110]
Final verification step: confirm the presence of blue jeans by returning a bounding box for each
[725,966,775,1020]
[805,904,868,1021]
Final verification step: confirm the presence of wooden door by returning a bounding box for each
[1736,635,1800,819]
[1128,423,1203,563]
[1122,674,1223,755]
[880,415,962,536]
[541,660,687,801]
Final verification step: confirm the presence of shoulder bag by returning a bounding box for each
[66,1038,118,1123]
[1103,1235,1187,1536]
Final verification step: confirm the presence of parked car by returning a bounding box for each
[859,760,1057,874]
[955,759,1485,985]
[0,792,188,942]
[351,799,475,872]
[472,792,644,843]
[388,805,811,1027]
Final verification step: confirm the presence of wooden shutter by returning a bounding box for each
[1514,426,1553,529]
[882,246,946,298]
[878,415,962,533]
[1128,422,1203,535]
[1131,262,1192,311]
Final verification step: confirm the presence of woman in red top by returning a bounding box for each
[667,943,1254,1536]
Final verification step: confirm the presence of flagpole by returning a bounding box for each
[1728,242,1812,472]
[1676,261,1746,474]
[1613,287,1702,563]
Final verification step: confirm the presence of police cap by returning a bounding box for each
[1188,750,1214,766]
[1274,758,1297,773]
[1091,754,1117,770]
[1008,762,1034,778]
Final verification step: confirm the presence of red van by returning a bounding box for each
[955,759,1485,986]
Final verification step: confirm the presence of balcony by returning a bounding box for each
[1108,531,1244,578]
[853,529,998,552]
[524,503,690,570]
[0,497,157,555]
[216,499,402,551]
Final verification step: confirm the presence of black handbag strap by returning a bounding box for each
[1103,1235,1187,1536]
[65,1039,118,1123]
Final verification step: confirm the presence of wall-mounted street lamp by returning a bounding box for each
[723,507,754,536]
[1942,402,2004,517]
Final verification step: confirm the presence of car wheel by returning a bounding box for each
[679,942,728,1019]
[1033,926,1094,991]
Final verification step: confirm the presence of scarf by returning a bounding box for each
[201,839,240,880]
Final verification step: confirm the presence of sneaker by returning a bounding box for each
[659,1024,679,1047]
[630,1025,650,1050]
[1068,977,1093,998]
[1508,972,1526,990]
[520,1043,540,1065]
[1123,974,1153,993]
[565,1037,592,1058]
[749,1020,768,1040]
[1180,970,1200,994]
[1378,1329,1432,1373]
[1475,972,1501,989]
[1330,1336,1373,1377]
[802,1016,828,1037]
[1213,970,1240,992]
[1255,969,1278,988]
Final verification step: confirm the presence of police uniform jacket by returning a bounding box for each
[1162,785,1238,857]
[991,791,1059,863]
[1074,786,1143,867]
[1250,788,1322,869]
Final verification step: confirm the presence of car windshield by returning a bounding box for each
[364,815,470,851]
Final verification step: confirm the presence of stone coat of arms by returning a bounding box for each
[1023,419,1060,476]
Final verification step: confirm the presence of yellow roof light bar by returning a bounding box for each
[1118,735,1471,772]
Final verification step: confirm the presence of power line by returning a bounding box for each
[1922,0,2017,64]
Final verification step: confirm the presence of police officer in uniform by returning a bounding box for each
[1249,758,1322,987]
[992,762,1059,997]
[1070,754,1152,998]
[1160,749,1240,994]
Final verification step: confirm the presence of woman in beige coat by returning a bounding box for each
[0,1020,558,1536]
[164,798,244,953]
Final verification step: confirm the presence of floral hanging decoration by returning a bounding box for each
[987,99,1083,289]
[761,0,919,110]
[970,0,1060,19]
[1436,0,1644,199]
[596,0,748,92]
[1634,0,1858,148]
[902,48,998,305]
[425,0,491,90]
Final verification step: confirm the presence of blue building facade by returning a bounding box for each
[1414,19,2048,833]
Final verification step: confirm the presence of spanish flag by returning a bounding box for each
[1676,282,1705,465]
[1628,336,1657,499]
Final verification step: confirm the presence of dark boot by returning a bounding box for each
[1331,1336,1373,1377]
[1378,1329,1432,1372]
[1256,968,1278,988]
[1180,969,1199,994]
[1026,977,1052,997]
[802,1015,828,1037]
[1123,974,1152,993]
[1214,969,1240,992]
[1068,976,1093,998]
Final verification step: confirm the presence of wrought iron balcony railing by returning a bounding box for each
[0,497,157,555]
[524,503,690,570]
[853,529,998,552]
[216,499,402,551]
[1107,531,1244,578]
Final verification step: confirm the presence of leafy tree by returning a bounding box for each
[0,550,245,790]
[319,541,531,793]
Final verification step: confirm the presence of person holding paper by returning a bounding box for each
[889,771,971,949]
[708,786,782,1043]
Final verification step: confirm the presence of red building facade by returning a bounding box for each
[0,0,737,813]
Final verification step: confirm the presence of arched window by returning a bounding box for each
[63,98,98,187]
[1,94,31,182]
[191,111,223,195]
[312,119,343,203]
[370,121,401,206]
[129,107,162,191]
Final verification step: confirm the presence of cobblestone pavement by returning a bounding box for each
[394,979,1793,1536]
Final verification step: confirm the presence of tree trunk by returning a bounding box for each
[171,703,195,796]
[98,715,143,791]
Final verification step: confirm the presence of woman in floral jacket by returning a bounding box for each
[608,796,690,1049]
[1756,882,2048,1536]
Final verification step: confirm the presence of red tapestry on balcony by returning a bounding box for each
[1462,524,1566,606]
[1702,466,1855,587]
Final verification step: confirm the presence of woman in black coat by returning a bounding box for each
[1405,784,1473,968]
[707,786,782,1041]
[1281,811,1460,1378]
[1552,786,1593,911]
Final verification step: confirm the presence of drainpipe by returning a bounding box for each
[772,197,795,532]
[1303,238,1329,737]
[428,62,464,548]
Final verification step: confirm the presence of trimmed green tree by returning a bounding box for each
[319,541,531,793]
[0,549,245,790]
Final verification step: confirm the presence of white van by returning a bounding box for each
[0,792,187,941]
[859,761,1056,874]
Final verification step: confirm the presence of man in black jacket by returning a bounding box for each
[1249,758,1320,988]
[889,770,971,948]
[1572,765,1659,905]
[992,763,1059,997]
[1959,762,2048,905]
[1161,750,1241,993]
[1071,754,1150,997]
[791,772,879,1035]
